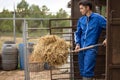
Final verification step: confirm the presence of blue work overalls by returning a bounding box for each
[74,13,106,77]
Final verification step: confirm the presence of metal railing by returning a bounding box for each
[0,18,78,80]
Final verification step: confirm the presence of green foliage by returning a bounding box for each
[0,9,13,32]
[56,8,69,18]
[0,0,70,34]
[17,0,29,17]
[0,20,13,32]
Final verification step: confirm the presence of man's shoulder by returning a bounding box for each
[92,13,105,19]
[79,16,86,21]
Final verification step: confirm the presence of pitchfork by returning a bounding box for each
[71,43,104,53]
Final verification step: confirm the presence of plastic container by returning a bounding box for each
[2,41,18,71]
[18,42,34,70]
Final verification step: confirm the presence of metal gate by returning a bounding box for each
[107,0,120,80]
[48,18,77,80]
[22,18,51,80]
[0,18,76,80]
[22,18,77,80]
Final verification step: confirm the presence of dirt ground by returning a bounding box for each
[0,69,71,80]
[0,70,51,80]
[0,69,105,80]
[0,70,25,80]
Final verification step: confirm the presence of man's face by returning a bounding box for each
[79,5,89,15]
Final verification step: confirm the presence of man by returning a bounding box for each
[74,0,107,80]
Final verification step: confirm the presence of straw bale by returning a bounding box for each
[30,35,71,66]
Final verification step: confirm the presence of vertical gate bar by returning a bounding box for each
[70,19,74,80]
[49,19,52,80]
[13,8,16,43]
[23,19,30,80]
[49,19,52,35]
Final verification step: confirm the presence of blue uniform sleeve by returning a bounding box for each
[98,15,107,39]
[74,19,81,45]
[99,15,106,29]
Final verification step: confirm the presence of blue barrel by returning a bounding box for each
[18,43,34,70]
[18,43,24,70]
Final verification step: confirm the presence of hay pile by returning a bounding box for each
[30,35,71,66]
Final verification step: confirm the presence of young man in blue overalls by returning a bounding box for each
[74,1,107,80]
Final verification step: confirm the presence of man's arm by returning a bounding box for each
[99,15,107,46]
[74,19,81,52]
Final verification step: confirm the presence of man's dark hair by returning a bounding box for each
[79,0,93,10]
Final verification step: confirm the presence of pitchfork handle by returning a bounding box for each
[71,43,103,53]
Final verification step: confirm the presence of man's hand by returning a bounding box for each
[103,39,107,46]
[74,44,80,52]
